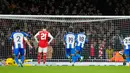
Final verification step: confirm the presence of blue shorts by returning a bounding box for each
[13,48,24,56]
[75,46,82,52]
[124,49,130,56]
[66,48,75,55]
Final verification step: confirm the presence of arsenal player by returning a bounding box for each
[34,25,54,64]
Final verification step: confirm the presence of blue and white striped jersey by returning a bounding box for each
[75,33,87,48]
[9,32,27,49]
[122,37,130,49]
[64,32,75,49]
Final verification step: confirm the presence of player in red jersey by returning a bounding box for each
[34,25,54,64]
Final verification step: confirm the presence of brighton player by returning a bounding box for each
[34,25,53,64]
[12,32,31,58]
[9,26,32,67]
[122,35,130,66]
[75,28,87,62]
[64,26,76,64]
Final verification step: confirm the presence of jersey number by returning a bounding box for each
[41,33,47,40]
[17,36,20,42]
[69,37,73,43]
[125,39,130,44]
[79,36,84,42]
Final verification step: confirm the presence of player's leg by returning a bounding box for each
[65,48,71,59]
[43,47,48,64]
[128,49,130,66]
[71,48,76,63]
[13,48,20,66]
[19,48,25,63]
[75,46,81,60]
[19,48,24,67]
[78,47,83,61]
[37,47,42,64]
[124,49,130,66]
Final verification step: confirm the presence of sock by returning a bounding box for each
[43,53,46,64]
[128,58,130,62]
[21,55,24,63]
[76,54,81,59]
[37,53,41,64]
[66,54,70,58]
[65,49,70,58]
[126,57,129,62]
[72,55,76,63]
[14,56,20,65]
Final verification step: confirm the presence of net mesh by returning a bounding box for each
[0,15,130,62]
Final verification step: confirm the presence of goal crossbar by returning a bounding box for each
[0,15,130,18]
[0,15,129,23]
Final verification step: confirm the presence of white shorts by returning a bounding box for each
[38,47,47,53]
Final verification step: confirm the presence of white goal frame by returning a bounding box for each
[0,15,128,66]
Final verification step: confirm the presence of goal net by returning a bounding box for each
[0,15,129,64]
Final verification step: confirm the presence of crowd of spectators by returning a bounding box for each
[1,0,130,15]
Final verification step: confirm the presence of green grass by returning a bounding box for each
[0,66,130,73]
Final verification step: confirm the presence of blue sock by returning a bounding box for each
[72,55,76,63]
[14,57,19,65]
[76,54,81,59]
[21,55,24,63]
[128,58,130,62]
[66,53,70,58]
[126,57,129,62]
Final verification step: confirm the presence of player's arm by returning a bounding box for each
[34,32,39,43]
[8,33,14,42]
[48,33,54,44]
[63,41,66,46]
[9,33,14,53]
[24,37,33,48]
[121,39,124,44]
[85,39,88,44]
[25,32,31,38]
[63,35,66,46]
[121,39,125,47]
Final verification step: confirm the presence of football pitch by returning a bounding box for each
[0,66,130,73]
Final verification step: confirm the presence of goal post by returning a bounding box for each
[0,15,129,64]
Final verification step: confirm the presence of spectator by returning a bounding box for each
[89,43,95,59]
[0,0,102,15]
[106,46,114,59]
[98,44,103,59]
